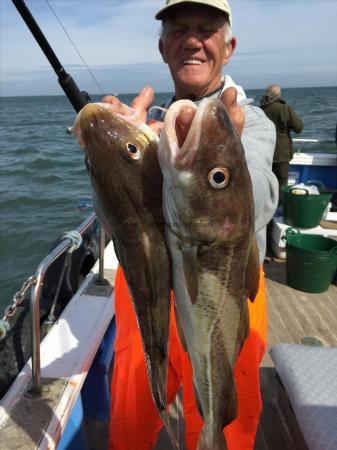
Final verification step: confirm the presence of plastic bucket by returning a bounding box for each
[284,228,337,293]
[283,183,332,228]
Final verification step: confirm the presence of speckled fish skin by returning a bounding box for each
[158,98,260,450]
[75,103,171,415]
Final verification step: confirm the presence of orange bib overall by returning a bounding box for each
[109,266,267,450]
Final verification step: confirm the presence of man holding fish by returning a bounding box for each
[76,0,278,449]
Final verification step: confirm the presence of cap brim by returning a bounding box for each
[155,1,231,24]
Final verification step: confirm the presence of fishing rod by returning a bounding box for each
[12,0,91,112]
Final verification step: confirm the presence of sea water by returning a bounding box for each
[0,86,336,312]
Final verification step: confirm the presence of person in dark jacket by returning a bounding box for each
[260,84,304,205]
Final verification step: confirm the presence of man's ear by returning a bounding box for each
[159,38,167,63]
[223,37,236,64]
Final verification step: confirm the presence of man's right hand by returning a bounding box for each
[102,86,164,136]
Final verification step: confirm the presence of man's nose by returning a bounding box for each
[183,33,203,49]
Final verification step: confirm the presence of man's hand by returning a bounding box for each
[102,86,164,136]
[219,87,245,136]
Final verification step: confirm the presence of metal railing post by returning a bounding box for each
[29,275,41,396]
[26,212,97,397]
[293,138,335,154]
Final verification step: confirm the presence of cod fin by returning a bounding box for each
[160,410,179,449]
[197,429,228,450]
[174,304,188,352]
[142,232,162,308]
[181,243,198,305]
[245,236,260,302]
[193,383,204,419]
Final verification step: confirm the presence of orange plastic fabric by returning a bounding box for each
[109,266,267,450]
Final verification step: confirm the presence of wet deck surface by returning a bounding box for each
[86,257,337,450]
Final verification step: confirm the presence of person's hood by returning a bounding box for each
[260,92,285,107]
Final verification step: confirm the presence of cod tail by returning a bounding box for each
[160,410,180,449]
[196,426,228,450]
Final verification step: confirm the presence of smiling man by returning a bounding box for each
[108,1,278,450]
[158,2,235,100]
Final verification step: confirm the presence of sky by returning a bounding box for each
[1,0,337,96]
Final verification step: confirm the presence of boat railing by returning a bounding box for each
[28,212,106,398]
[293,138,336,153]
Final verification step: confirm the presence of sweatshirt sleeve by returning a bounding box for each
[241,105,279,233]
[287,105,304,134]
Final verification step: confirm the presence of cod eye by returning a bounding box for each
[126,143,142,161]
[208,167,230,189]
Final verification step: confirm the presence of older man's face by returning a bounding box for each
[159,6,233,98]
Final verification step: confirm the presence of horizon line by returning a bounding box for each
[1,85,337,99]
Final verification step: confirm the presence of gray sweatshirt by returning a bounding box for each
[241,104,278,263]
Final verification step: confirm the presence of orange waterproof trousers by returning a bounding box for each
[109,266,267,450]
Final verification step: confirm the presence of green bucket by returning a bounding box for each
[283,182,332,229]
[284,228,337,293]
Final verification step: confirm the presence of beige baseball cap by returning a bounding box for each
[155,0,232,25]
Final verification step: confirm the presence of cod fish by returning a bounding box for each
[158,98,260,450]
[74,103,171,420]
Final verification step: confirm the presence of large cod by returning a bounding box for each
[158,98,260,450]
[74,103,171,422]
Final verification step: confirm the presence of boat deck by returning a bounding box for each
[255,256,337,450]
[87,256,337,450]
[154,256,337,450]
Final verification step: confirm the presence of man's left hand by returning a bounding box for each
[219,87,245,136]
